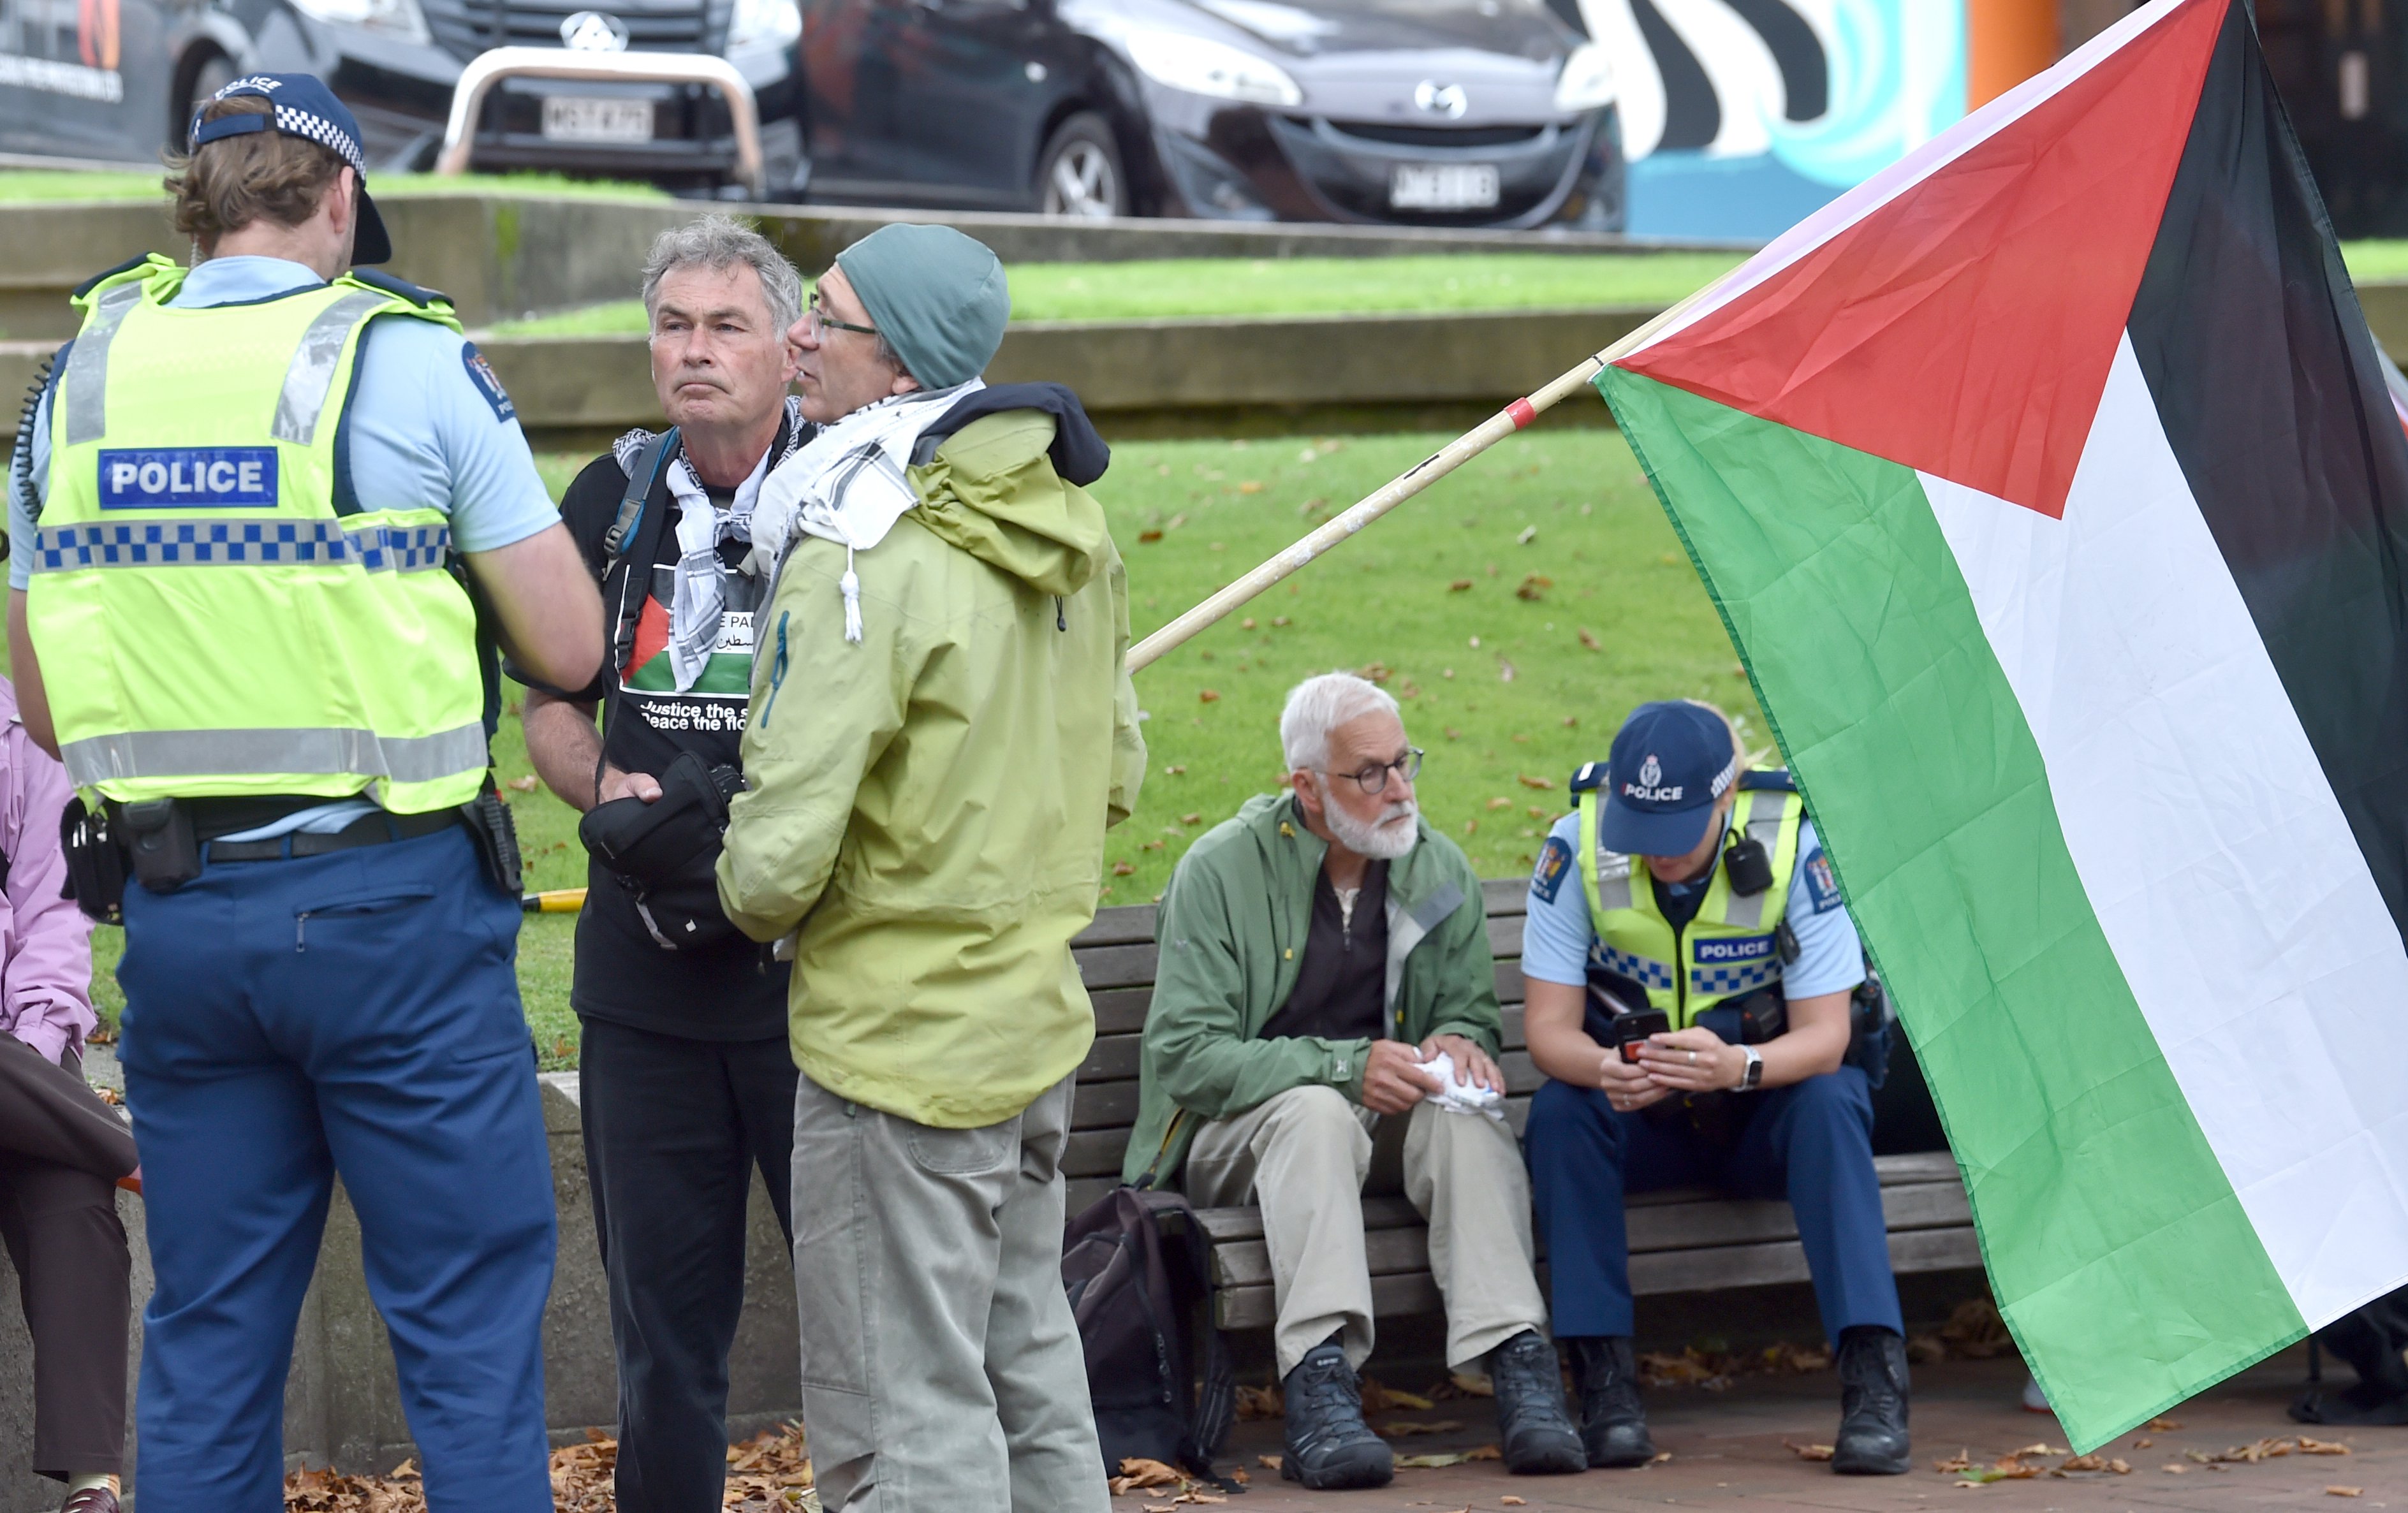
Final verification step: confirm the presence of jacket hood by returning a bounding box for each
[909,393,1116,598]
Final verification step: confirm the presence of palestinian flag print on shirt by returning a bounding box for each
[1598,0,2408,1450]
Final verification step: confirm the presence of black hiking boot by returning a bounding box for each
[1281,1334,1393,1491]
[1832,1326,1912,1475]
[1566,1336,1654,1468]
[1489,1330,1587,1474]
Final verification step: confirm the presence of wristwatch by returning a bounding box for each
[1738,1044,1765,1091]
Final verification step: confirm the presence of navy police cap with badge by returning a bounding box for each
[1596,700,1738,858]
[188,73,393,267]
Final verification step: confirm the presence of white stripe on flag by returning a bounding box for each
[1920,333,2408,1327]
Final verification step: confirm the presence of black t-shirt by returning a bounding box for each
[517,425,803,1042]
[1260,861,1390,1043]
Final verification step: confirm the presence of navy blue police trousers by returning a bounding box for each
[117,828,556,1512]
[1523,1065,1903,1342]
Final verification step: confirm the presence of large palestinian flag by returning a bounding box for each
[1597,0,2408,1451]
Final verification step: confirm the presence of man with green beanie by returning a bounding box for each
[719,223,1145,1512]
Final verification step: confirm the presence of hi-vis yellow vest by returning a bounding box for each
[30,255,488,814]
[1574,779,1804,1028]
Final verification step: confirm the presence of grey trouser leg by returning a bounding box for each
[1185,1088,1548,1377]
[1185,1086,1375,1378]
[791,1071,1106,1513]
[1397,1100,1551,1370]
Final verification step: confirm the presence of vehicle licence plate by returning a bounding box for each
[1390,163,1500,210]
[541,96,654,144]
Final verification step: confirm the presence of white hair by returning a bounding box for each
[1280,672,1401,773]
[641,214,803,334]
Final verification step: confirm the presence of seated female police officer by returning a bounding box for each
[1518,700,1911,1476]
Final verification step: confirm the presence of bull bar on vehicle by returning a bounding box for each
[434,47,765,198]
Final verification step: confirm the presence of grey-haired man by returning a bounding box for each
[520,215,809,1513]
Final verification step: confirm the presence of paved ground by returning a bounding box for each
[1182,1352,2402,1513]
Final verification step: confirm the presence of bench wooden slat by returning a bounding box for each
[1078,1033,1142,1083]
[1211,1225,1434,1290]
[1627,1223,1981,1296]
[1485,914,1523,960]
[1092,988,1151,1037]
[1481,877,1531,917]
[1064,1129,1131,1180]
[1074,903,1161,949]
[1075,942,1159,991]
[1071,1080,1139,1130]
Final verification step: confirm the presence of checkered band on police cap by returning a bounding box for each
[189,74,368,180]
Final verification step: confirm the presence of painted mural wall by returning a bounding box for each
[1577,0,1970,239]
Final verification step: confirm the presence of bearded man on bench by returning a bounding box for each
[1120,671,1585,1491]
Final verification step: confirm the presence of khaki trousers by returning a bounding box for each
[1184,1085,1548,1378]
[791,1071,1106,1513]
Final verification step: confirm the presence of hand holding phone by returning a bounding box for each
[1610,1008,1672,1064]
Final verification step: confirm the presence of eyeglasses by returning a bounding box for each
[802,288,879,340]
[1324,748,1424,796]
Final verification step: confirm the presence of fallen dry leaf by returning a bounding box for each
[1113,1458,1184,1489]
[1516,774,1552,790]
[1514,574,1552,601]
[1393,1451,1479,1469]
[1487,796,1512,810]
[2109,1459,2131,1473]
[1378,1419,1464,1438]
[1256,1455,1282,1472]
[1240,618,1256,631]
[1501,1499,1527,1507]
[1197,689,1219,703]
[1138,530,1163,544]
[1112,861,1135,876]
[1649,1451,1673,1464]
[1448,1371,1494,1398]
[1271,616,1290,627]
[1785,1441,1835,1462]
[2146,1416,2184,1431]
[1448,579,1474,592]
[2330,1489,2365,1499]
[1356,662,1393,685]
[1179,813,1202,826]
[1934,1450,1976,1473]
[1496,658,1517,682]
[2132,1437,2153,1449]
[1235,1385,1282,1421]
[2162,1463,2188,1474]
[507,775,539,793]
[1238,480,1265,493]
[1577,626,1602,651]
[2300,1436,2353,1455]
[1939,1298,2017,1360]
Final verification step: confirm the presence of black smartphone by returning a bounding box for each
[1611,1008,1672,1064]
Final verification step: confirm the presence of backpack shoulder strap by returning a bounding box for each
[603,427,679,568]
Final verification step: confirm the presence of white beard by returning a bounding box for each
[1319,780,1420,861]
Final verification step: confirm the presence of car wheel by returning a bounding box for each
[1038,113,1127,219]
[178,52,237,149]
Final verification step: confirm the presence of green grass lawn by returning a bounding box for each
[84,424,1749,1069]
[0,168,668,203]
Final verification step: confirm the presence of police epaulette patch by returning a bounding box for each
[1569,761,1608,795]
[71,254,152,300]
[348,268,448,309]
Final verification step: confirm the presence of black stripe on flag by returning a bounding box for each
[2127,0,2408,944]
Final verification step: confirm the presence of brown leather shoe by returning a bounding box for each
[61,1484,120,1513]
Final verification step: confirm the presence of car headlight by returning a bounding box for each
[288,0,429,42]
[1554,42,1615,113]
[1124,31,1302,108]
[730,0,802,49]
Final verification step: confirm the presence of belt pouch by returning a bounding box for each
[458,789,522,895]
[122,799,201,893]
[59,796,129,924]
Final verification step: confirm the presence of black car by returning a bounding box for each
[0,0,806,196]
[797,0,1624,230]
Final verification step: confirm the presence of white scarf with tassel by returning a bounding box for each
[749,381,981,641]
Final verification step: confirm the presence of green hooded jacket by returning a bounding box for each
[717,410,1145,1128]
[1121,791,1502,1188]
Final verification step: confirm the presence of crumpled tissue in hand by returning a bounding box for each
[1422,1049,1505,1122]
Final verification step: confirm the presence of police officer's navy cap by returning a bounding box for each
[1597,700,1739,857]
[189,73,392,266]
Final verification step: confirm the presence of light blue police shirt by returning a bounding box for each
[4,257,561,839]
[1520,809,1865,1000]
[6,255,560,589]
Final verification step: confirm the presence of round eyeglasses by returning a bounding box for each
[1325,748,1424,796]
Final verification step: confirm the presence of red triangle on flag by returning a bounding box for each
[1618,0,2227,520]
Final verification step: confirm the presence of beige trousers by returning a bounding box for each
[791,1071,1106,1513]
[1184,1085,1548,1377]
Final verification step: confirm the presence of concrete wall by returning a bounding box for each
[0,194,1742,344]
[0,1069,801,1510]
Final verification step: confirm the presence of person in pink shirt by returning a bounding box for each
[0,673,135,1513]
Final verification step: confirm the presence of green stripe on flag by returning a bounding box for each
[1597,368,2304,1449]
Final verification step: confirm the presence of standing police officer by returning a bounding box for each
[1517,701,1911,1476]
[4,76,603,1510]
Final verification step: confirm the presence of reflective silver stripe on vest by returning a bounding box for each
[31,519,450,574]
[59,281,145,447]
[1722,798,1790,930]
[272,291,390,446]
[1595,851,1634,911]
[62,722,488,788]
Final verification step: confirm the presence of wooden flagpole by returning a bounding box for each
[1126,295,1705,675]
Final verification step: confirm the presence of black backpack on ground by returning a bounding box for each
[1062,1185,1235,1479]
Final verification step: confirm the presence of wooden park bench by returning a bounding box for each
[1064,878,1979,1331]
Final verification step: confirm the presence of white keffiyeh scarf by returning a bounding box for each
[749,380,982,641]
